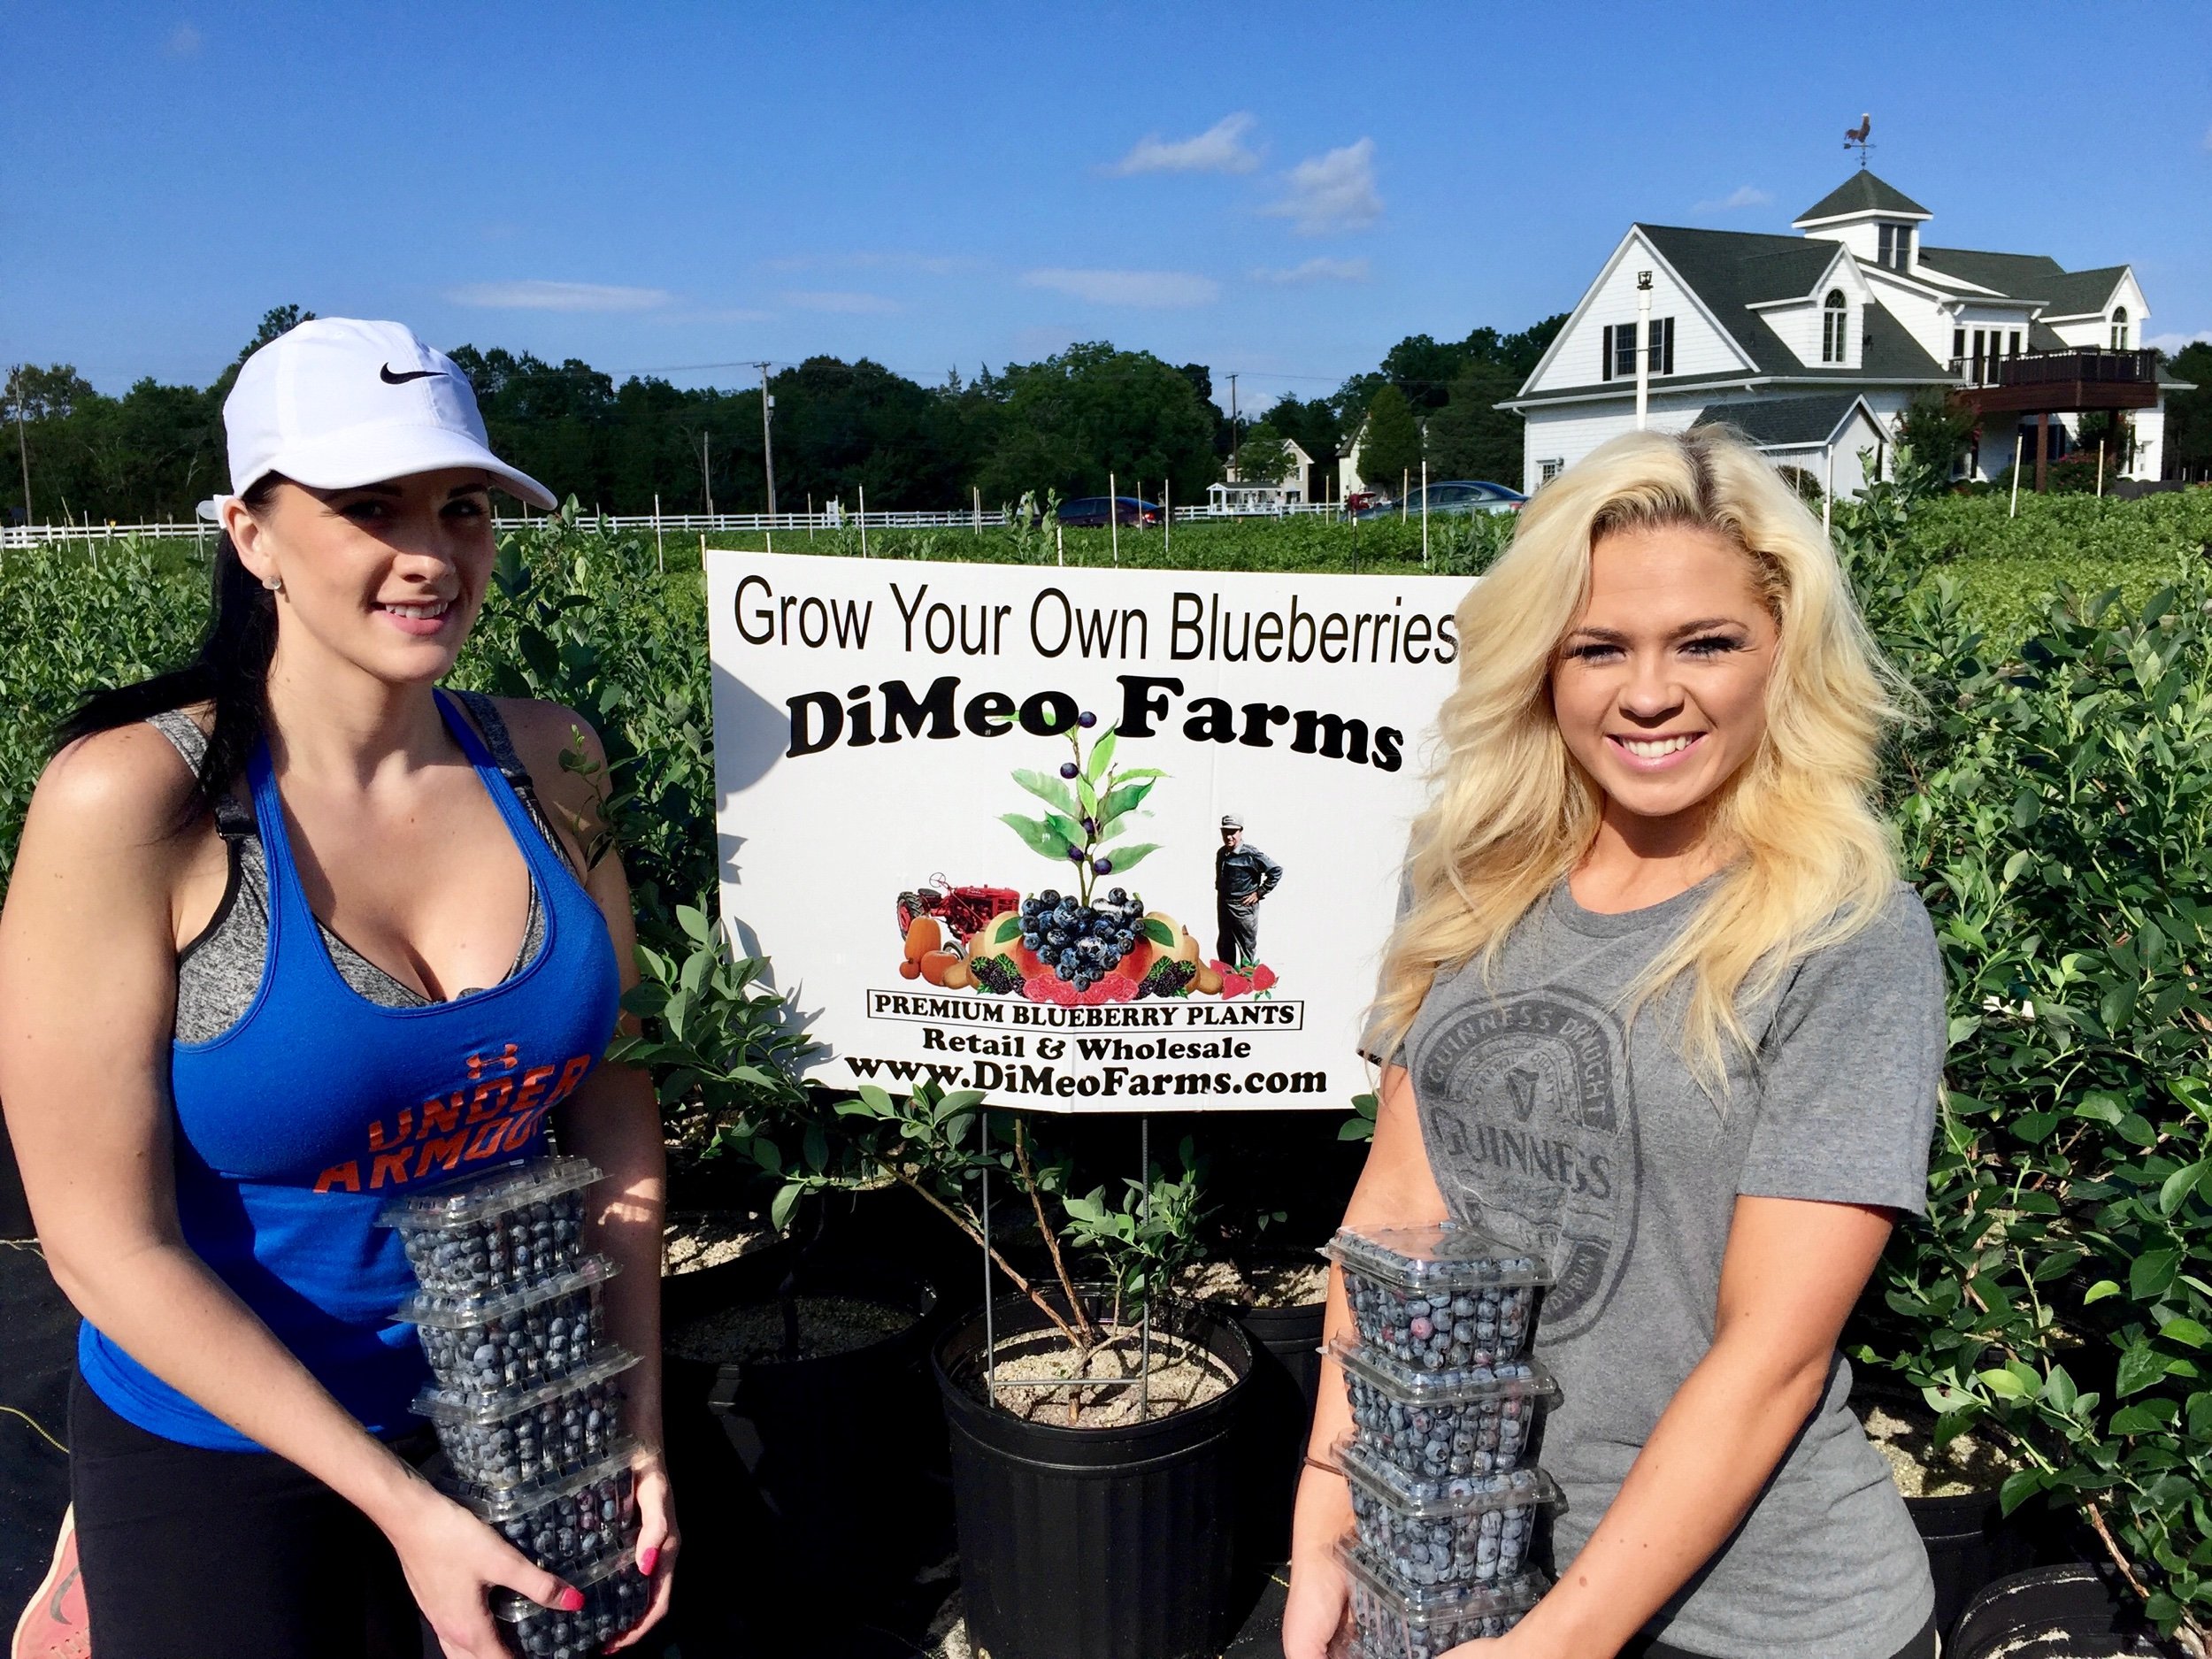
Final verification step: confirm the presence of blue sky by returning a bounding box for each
[8,0,2209,411]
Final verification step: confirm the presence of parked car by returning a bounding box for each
[1352,480,1525,520]
[1056,495,1162,527]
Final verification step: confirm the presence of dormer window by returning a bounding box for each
[1877,223,1912,271]
[2111,307,2129,349]
[1821,290,1849,363]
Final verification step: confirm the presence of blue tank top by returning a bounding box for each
[78,690,623,1452]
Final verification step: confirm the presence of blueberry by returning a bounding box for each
[1078,710,1097,728]
[1059,762,1079,779]
[1065,846,1085,863]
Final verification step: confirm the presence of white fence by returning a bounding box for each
[0,500,1352,550]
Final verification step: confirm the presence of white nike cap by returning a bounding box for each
[216,318,555,511]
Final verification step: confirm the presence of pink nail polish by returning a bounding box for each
[638,1546,659,1576]
[558,1587,586,1612]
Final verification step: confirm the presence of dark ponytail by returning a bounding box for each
[53,474,283,830]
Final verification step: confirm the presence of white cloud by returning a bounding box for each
[164,22,202,56]
[2147,329,2212,353]
[1694,184,1772,211]
[446,280,673,312]
[1250,257,1370,284]
[761,251,967,275]
[1261,139,1380,235]
[1022,268,1221,308]
[780,289,902,314]
[1106,113,1259,176]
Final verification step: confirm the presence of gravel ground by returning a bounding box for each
[978,1325,1235,1427]
[660,1210,772,1277]
[1858,1400,2022,1498]
[666,1293,917,1365]
[1177,1256,1330,1309]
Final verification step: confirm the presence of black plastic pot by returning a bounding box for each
[660,1248,953,1648]
[1218,1265,1327,1566]
[1912,1485,2041,1640]
[1949,1563,2181,1658]
[934,1289,1256,1659]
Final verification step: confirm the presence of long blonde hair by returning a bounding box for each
[1370,424,1908,1083]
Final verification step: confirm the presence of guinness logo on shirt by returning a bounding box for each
[1414,987,1639,1341]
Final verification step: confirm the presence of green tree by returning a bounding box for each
[977,342,1219,504]
[1359,384,1422,496]
[1424,360,1524,484]
[2162,341,2212,480]
[1233,420,1294,484]
[1895,387,1977,488]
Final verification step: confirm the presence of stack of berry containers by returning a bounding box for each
[1321,1221,1559,1658]
[380,1156,651,1655]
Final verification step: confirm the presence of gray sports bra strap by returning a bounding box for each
[146,710,256,840]
[448,689,533,788]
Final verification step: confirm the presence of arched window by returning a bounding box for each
[1822,290,1848,364]
[2111,307,2130,350]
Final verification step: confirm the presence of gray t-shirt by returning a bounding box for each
[1394,876,1941,1658]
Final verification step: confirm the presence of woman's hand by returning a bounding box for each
[383,1482,587,1659]
[1281,1540,1350,1659]
[603,1446,679,1651]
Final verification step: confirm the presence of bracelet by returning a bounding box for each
[1302,1454,1345,1478]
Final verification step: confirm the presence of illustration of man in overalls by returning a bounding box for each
[1214,815,1283,968]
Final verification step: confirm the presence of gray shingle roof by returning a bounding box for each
[1693,393,1870,448]
[1793,172,1932,224]
[1638,225,1948,381]
[1916,246,2066,298]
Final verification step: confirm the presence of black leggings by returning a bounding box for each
[1623,1609,1939,1659]
[67,1369,441,1659]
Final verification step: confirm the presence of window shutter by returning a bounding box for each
[1662,318,1675,374]
[1601,326,1613,381]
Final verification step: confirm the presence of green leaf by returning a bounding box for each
[1141,918,1175,948]
[2132,1248,2181,1300]
[1044,810,1088,851]
[803,1125,828,1172]
[1997,1468,2047,1517]
[770,1182,802,1231]
[1094,778,1156,835]
[2109,1399,2178,1434]
[2083,1279,2123,1304]
[2100,985,2137,1032]
[995,916,1024,945]
[2160,1160,2206,1215]
[1978,1367,2028,1400]
[1096,841,1160,875]
[1000,812,1073,861]
[2159,1317,2210,1349]
[2117,1341,2170,1397]
[676,904,712,945]
[2001,848,2032,885]
[1012,769,1079,818]
[1086,727,1118,783]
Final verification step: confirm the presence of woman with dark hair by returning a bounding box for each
[0,319,675,1659]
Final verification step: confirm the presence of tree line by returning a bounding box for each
[2,304,1594,526]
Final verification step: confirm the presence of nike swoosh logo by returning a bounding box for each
[380,365,441,384]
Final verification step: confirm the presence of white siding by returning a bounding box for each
[1519,391,1713,493]
[1525,234,1753,397]
[2132,406,2164,480]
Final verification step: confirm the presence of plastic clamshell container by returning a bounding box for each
[1333,1433,1555,1589]
[1337,1535,1548,1659]
[413,1347,639,1494]
[1332,1337,1554,1481]
[1324,1222,1548,1366]
[492,1546,652,1656]
[459,1447,639,1578]
[403,1256,618,1401]
[376,1156,602,1303]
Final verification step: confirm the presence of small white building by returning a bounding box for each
[1502,171,2186,495]
[1210,437,1315,512]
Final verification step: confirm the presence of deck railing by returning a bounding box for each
[1950,347,2161,389]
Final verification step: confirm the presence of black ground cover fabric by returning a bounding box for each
[1,1240,73,1620]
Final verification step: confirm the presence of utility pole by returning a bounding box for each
[1226,373,1240,480]
[699,431,714,519]
[754,362,778,519]
[9,366,30,526]
[1634,271,1654,432]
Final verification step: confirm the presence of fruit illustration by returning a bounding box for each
[943,958,972,990]
[918,949,960,987]
[1149,912,1201,966]
[969,910,1041,979]
[902,914,942,963]
[897,960,922,980]
[1192,962,1224,995]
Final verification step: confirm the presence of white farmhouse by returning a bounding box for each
[1502,171,2183,495]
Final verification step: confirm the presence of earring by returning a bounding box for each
[263,576,283,593]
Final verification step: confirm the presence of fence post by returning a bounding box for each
[653,493,664,574]
[858,485,868,557]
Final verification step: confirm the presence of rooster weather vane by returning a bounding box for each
[1845,113,1873,168]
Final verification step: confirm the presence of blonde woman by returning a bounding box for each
[1284,427,1941,1659]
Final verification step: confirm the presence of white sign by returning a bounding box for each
[706,550,1466,1111]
